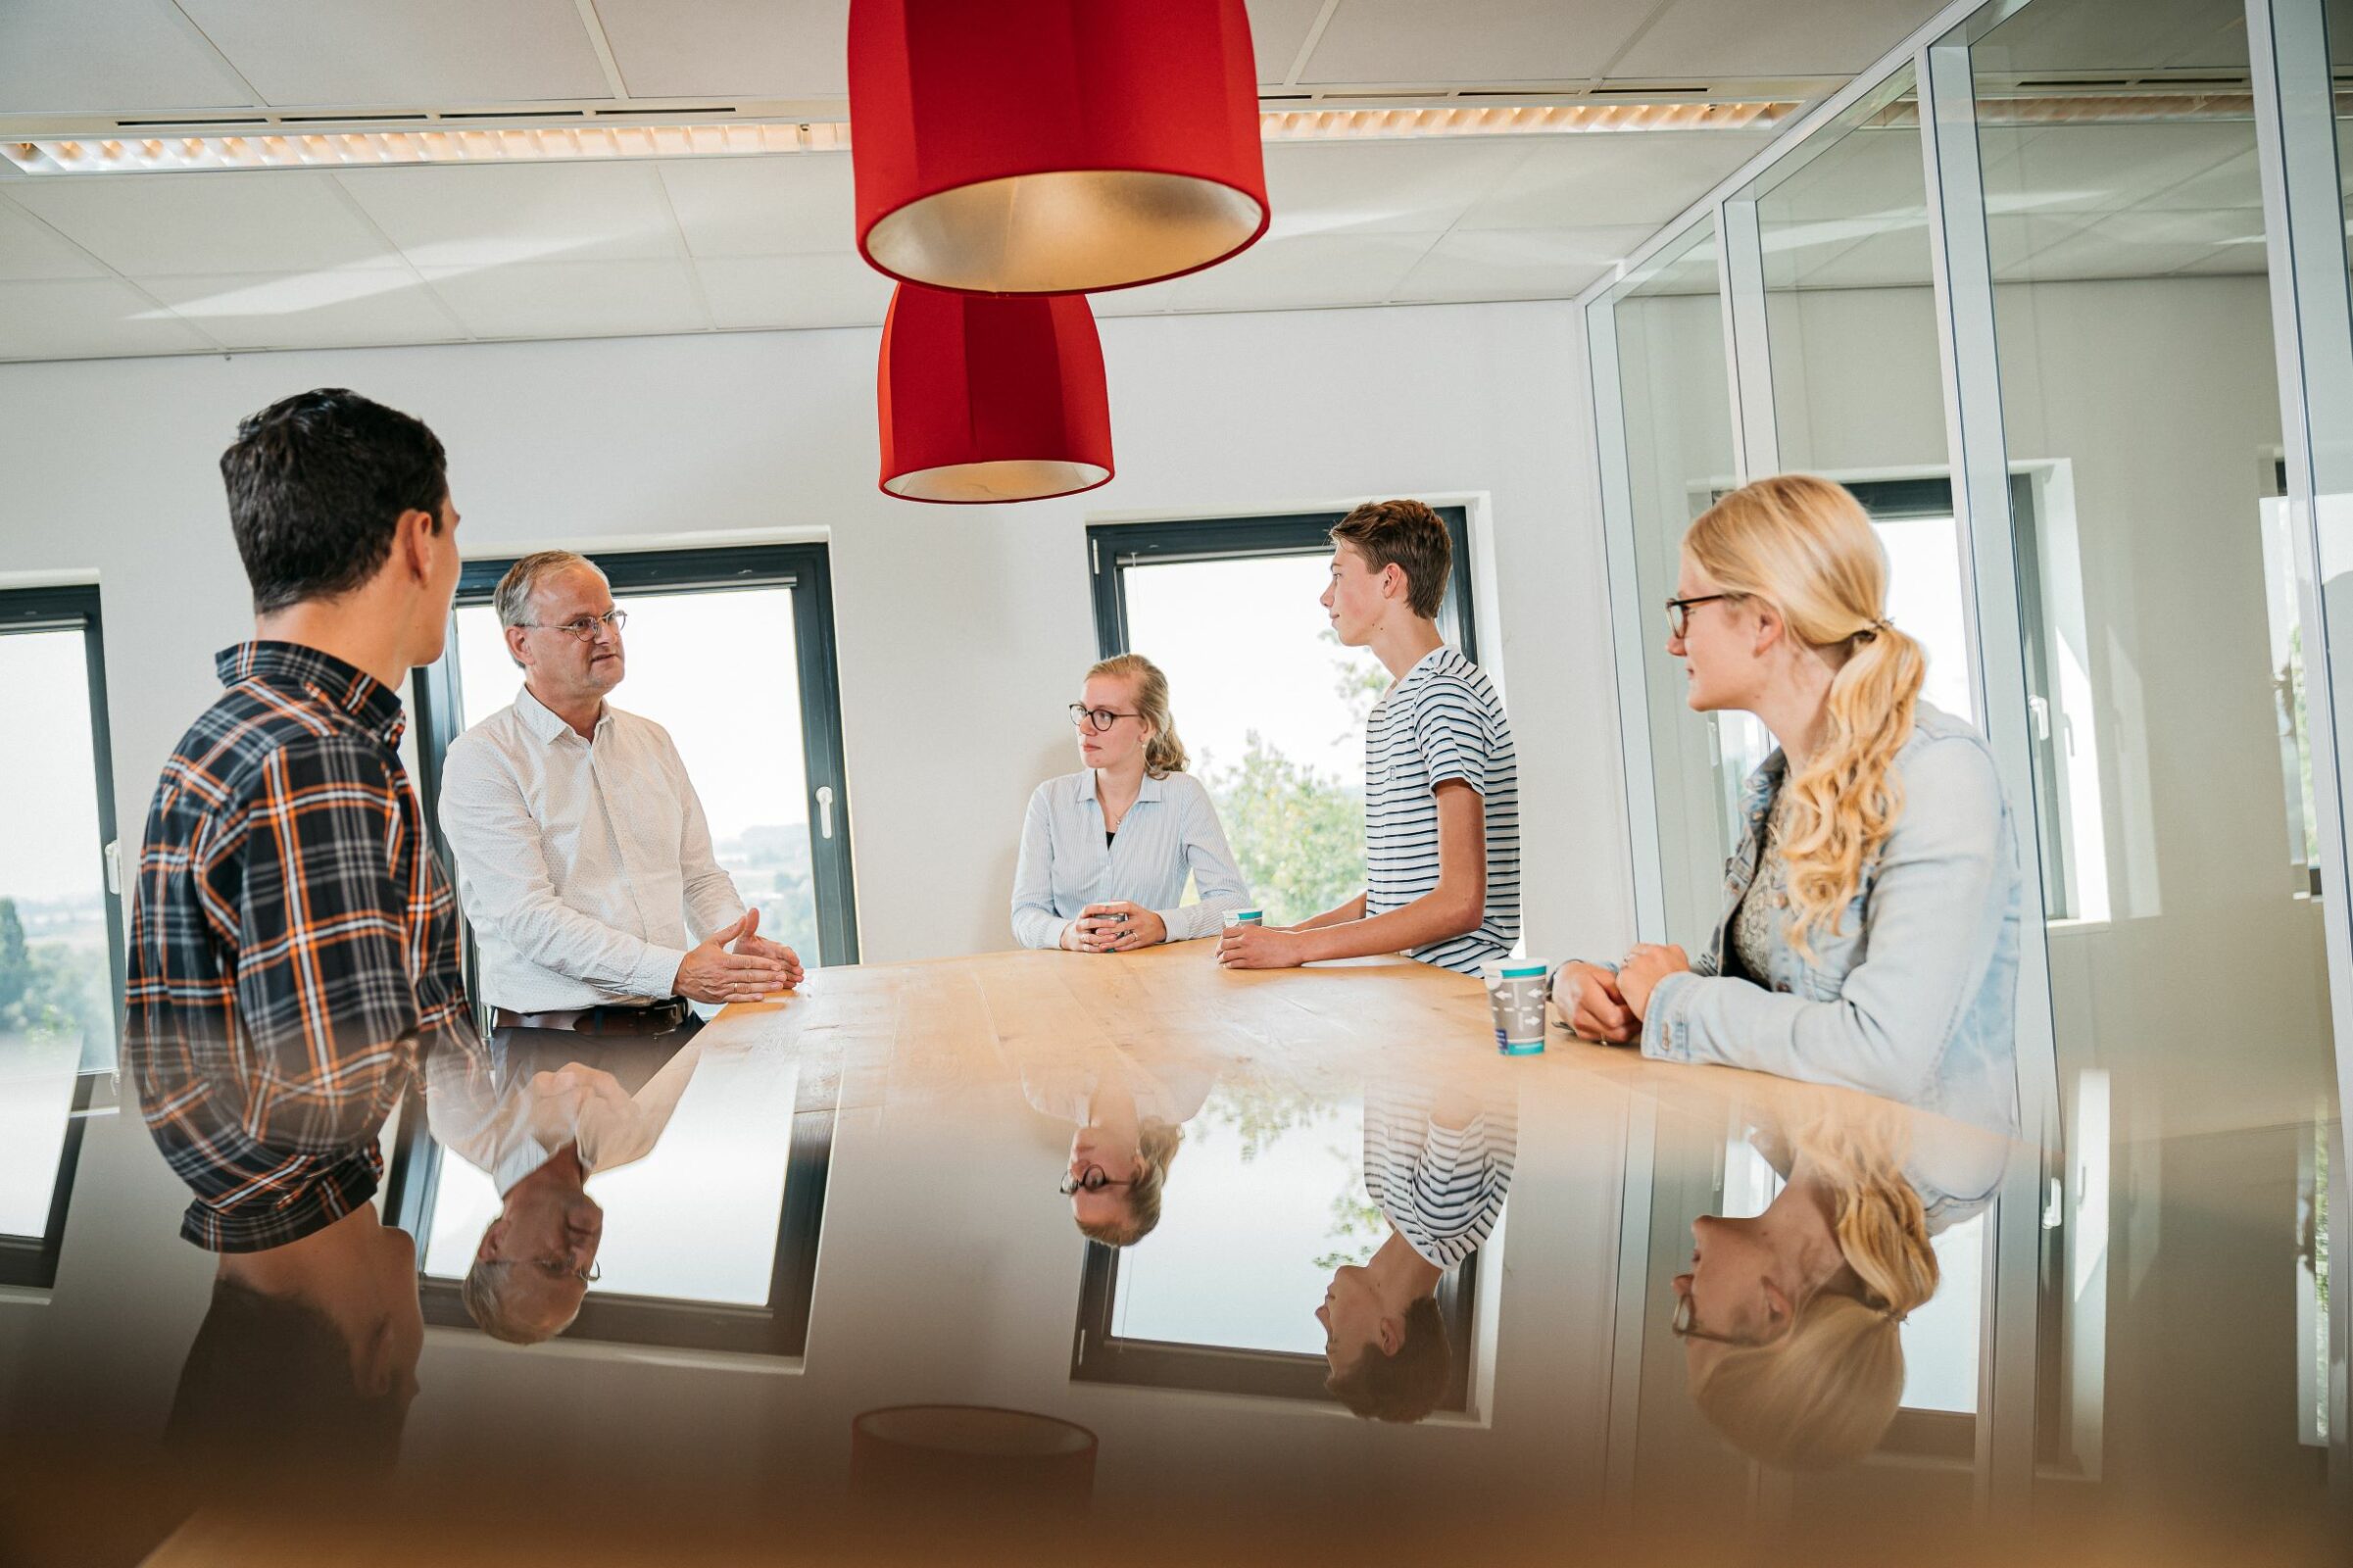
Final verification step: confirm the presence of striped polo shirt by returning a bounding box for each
[1363,646,1520,974]
[1362,1083,1518,1269]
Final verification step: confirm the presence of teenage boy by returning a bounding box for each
[125,390,472,1459]
[1218,499,1519,973]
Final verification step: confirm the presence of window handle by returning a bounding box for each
[2027,694,2051,742]
[103,839,122,897]
[816,785,835,841]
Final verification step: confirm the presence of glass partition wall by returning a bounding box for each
[1586,0,2353,1532]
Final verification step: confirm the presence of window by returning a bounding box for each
[386,544,856,1349]
[383,1039,836,1355]
[1086,510,1478,927]
[0,586,123,1290]
[412,544,859,976]
[1068,1077,1481,1412]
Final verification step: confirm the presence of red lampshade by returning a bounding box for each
[877,284,1113,504]
[848,0,1269,295]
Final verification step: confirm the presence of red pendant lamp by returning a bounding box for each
[848,0,1269,295]
[877,284,1113,503]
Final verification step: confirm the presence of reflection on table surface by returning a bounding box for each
[0,942,2342,1566]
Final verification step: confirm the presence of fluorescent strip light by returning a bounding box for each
[1,103,1796,175]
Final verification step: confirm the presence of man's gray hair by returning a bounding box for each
[493,550,606,668]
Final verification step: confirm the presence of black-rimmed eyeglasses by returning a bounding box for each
[1068,704,1141,732]
[1663,594,1734,639]
[1058,1165,1136,1196]
[526,608,629,642]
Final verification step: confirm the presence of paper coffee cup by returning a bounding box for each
[1224,909,1264,928]
[1483,960,1551,1055]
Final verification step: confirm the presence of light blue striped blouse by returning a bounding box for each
[1010,769,1250,949]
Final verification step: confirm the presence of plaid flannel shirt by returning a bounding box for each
[125,642,477,1251]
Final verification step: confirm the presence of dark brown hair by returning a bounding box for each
[1325,1294,1449,1423]
[1330,499,1452,620]
[220,388,449,613]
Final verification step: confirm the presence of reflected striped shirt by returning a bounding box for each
[1362,1083,1519,1269]
[1363,646,1519,974]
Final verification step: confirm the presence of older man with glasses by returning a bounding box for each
[438,549,802,1056]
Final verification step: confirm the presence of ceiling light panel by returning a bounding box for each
[2,102,1795,176]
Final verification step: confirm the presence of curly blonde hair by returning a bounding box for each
[1684,475,1927,956]
[1087,653,1188,778]
[1691,1100,1940,1469]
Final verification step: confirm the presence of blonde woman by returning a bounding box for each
[1558,476,2023,1133]
[1671,1096,1956,1470]
[1011,654,1250,952]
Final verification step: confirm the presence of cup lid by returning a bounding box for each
[1496,961,1550,978]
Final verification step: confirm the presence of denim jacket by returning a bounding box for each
[1640,703,2025,1145]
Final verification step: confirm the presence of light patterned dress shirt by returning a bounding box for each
[1009,769,1250,949]
[437,684,748,1011]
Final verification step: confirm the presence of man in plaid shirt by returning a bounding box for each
[128,390,471,1454]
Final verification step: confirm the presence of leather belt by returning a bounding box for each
[493,999,692,1035]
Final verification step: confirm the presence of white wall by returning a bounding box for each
[0,299,1628,973]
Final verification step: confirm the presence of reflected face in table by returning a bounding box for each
[1316,1264,1393,1373]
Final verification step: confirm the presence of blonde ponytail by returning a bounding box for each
[1088,653,1188,777]
[1684,475,1926,955]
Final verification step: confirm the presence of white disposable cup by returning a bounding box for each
[1223,909,1264,928]
[1483,960,1552,1054]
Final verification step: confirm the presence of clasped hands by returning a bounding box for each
[1555,942,1690,1045]
[1061,902,1168,954]
[674,906,805,1004]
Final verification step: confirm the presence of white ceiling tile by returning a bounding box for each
[1247,0,1332,83]
[420,260,709,338]
[1389,225,1650,302]
[1259,139,1539,239]
[0,200,110,282]
[1300,0,1656,84]
[1971,0,2246,74]
[1985,213,2099,279]
[0,278,214,361]
[133,270,459,351]
[7,173,405,277]
[594,0,850,98]
[1454,131,1776,231]
[337,164,684,267]
[1992,124,2260,218]
[1995,207,2266,282]
[0,0,254,114]
[695,255,892,329]
[1613,0,1952,79]
[174,0,611,107]
[1757,125,1928,223]
[1782,224,1934,289]
[1164,231,1440,310]
[657,157,857,258]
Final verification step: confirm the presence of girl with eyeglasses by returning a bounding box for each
[1554,475,2024,1145]
[1010,654,1250,953]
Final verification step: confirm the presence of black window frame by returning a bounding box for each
[1069,1235,1482,1410]
[410,543,860,974]
[381,1054,837,1357]
[1087,508,1481,665]
[0,584,124,1291]
[386,543,858,1354]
